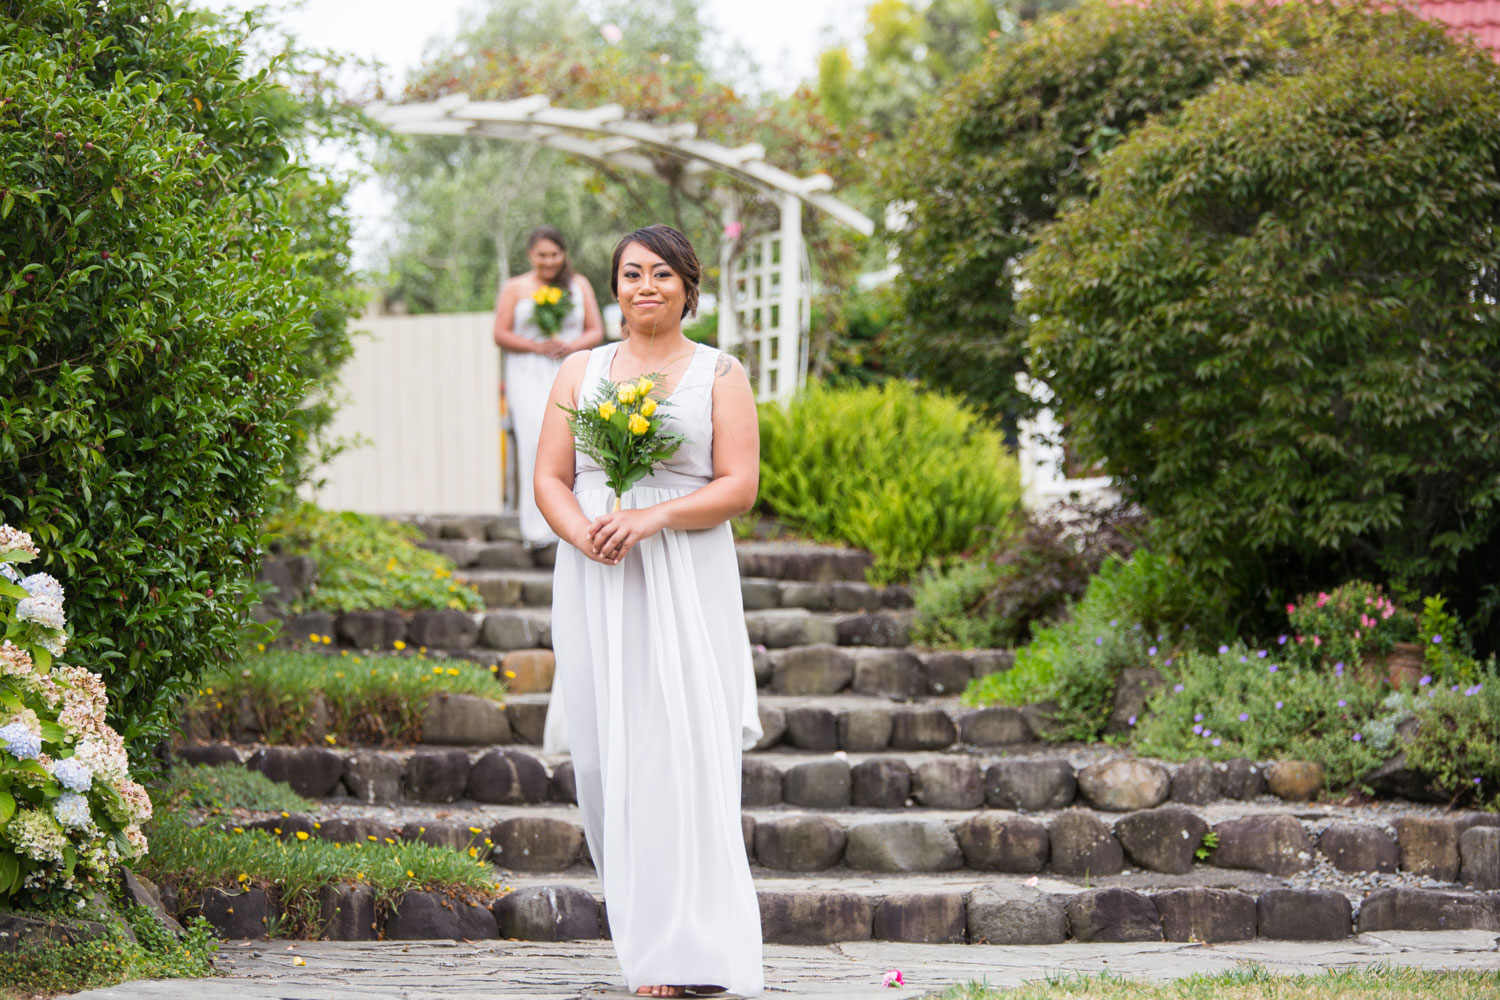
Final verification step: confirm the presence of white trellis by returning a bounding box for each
[366,94,874,402]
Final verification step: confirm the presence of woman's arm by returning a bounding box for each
[492,279,539,355]
[534,352,610,563]
[569,277,605,351]
[588,354,759,562]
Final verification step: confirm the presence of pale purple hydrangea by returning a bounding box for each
[16,595,64,631]
[52,792,91,830]
[20,572,63,602]
[1,721,42,759]
[50,757,92,792]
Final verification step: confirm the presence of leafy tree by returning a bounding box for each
[1024,38,1500,648]
[0,0,358,756]
[883,0,1459,422]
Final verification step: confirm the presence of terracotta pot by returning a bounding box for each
[1360,641,1426,690]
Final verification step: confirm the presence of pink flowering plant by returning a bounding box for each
[1284,581,1417,673]
[0,525,152,900]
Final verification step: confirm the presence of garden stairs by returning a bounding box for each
[178,514,1500,947]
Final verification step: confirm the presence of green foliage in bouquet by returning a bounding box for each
[560,374,684,509]
[0,0,360,758]
[263,505,483,614]
[758,381,1020,583]
[0,526,153,903]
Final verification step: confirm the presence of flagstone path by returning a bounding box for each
[67,929,1500,999]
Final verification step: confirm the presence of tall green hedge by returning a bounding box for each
[1024,46,1500,645]
[883,0,1460,421]
[0,0,358,755]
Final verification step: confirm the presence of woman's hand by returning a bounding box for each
[540,338,571,360]
[588,507,665,564]
[567,522,614,565]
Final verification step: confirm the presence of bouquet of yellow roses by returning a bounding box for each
[530,284,572,338]
[559,374,684,510]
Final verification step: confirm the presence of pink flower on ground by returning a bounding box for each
[882,970,904,988]
[1024,875,1040,887]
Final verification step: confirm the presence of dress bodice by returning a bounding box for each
[512,276,585,342]
[574,341,716,492]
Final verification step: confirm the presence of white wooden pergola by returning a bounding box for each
[366,94,875,402]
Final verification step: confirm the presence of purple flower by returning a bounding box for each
[1194,713,1204,722]
[1165,658,1173,667]
[1148,646,1158,656]
[1173,683,1185,693]
[1278,635,1288,645]
[1337,699,1346,708]
[1419,674,1431,686]
[1275,700,1283,709]
[1432,634,1443,644]
[1238,712,1249,722]
[1192,724,1203,735]
[1218,645,1229,655]
[1352,733,1363,742]
[1268,664,1279,673]
[1257,650,1268,659]
[1110,619,1118,627]
[1095,637,1104,646]
[1239,655,1248,663]
[1127,714,1136,726]
[1202,729,1212,737]
[1333,662,1344,677]
[1475,778,1483,785]
[1211,738,1222,747]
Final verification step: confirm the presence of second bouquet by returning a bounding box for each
[560,374,685,511]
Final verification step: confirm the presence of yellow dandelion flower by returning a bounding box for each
[468,847,479,858]
[308,633,320,643]
[237,873,249,883]
[296,831,309,841]
[446,667,460,676]
[340,650,348,658]
[313,822,321,829]
[256,643,266,652]
[420,647,428,654]
[406,869,415,878]
[432,666,443,674]
[273,828,282,835]
[322,635,332,644]
[293,958,306,967]
[281,811,290,818]
[394,640,407,651]
[367,835,377,842]
[469,826,482,834]
[628,413,650,435]
[504,670,517,679]
[324,734,337,745]
[233,827,244,834]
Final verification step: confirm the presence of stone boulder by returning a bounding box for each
[783,759,852,809]
[959,707,1029,747]
[1215,758,1264,800]
[770,644,853,695]
[753,816,847,872]
[872,893,966,944]
[1459,826,1500,889]
[467,749,549,804]
[984,759,1075,811]
[489,817,583,872]
[1264,761,1324,802]
[967,885,1067,945]
[851,758,910,809]
[317,884,377,941]
[783,706,839,751]
[1211,814,1313,876]
[1048,811,1124,877]
[1105,668,1161,736]
[1169,757,1219,805]
[742,758,783,807]
[492,886,601,940]
[888,708,957,751]
[1317,823,1398,874]
[911,758,984,809]
[248,746,344,799]
[850,649,924,698]
[838,708,893,752]
[1151,888,1255,943]
[1114,806,1209,875]
[1255,888,1351,940]
[343,752,403,804]
[844,819,963,873]
[1076,758,1170,812]
[758,891,871,944]
[1064,888,1162,942]
[384,891,496,940]
[1358,887,1500,932]
[403,750,472,803]
[1393,816,1460,882]
[407,610,479,650]
[955,815,1049,873]
[421,693,511,745]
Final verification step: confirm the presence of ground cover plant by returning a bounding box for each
[0,0,360,757]
[186,650,504,746]
[154,763,314,817]
[139,811,500,939]
[940,966,1500,1000]
[757,380,1020,582]
[1025,25,1500,648]
[264,505,483,614]
[963,550,1229,740]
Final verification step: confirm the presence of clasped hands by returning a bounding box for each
[576,506,666,565]
[536,338,575,360]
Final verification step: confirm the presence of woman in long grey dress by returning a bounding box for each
[492,226,603,546]
[533,225,764,998]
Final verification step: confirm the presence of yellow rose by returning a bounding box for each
[636,377,654,395]
[531,287,547,304]
[547,286,562,304]
[628,413,650,435]
[617,384,638,405]
[598,401,617,420]
[639,397,657,417]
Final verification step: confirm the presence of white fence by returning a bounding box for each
[304,311,505,515]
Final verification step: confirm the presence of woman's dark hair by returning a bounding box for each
[610,224,700,320]
[526,225,574,288]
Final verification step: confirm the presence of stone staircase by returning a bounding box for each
[184,513,1500,946]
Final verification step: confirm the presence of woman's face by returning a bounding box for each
[528,238,566,281]
[616,242,686,334]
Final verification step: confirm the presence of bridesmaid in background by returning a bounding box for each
[493,226,604,546]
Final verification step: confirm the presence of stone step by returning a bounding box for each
[274,606,925,657]
[410,534,878,584]
[215,796,1500,886]
[454,569,914,614]
[173,862,1500,944]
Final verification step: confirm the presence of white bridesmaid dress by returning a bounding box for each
[505,276,584,547]
[550,341,764,996]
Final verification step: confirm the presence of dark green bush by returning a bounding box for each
[885,0,1462,421]
[0,0,358,755]
[757,380,1020,582]
[1025,43,1500,648]
[264,505,484,614]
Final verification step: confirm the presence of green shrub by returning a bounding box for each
[264,505,484,614]
[885,0,1460,422]
[1405,678,1500,807]
[911,557,1004,649]
[153,764,313,815]
[0,0,358,756]
[0,905,218,994]
[964,550,1227,739]
[188,650,504,746]
[757,381,1020,582]
[1025,37,1500,648]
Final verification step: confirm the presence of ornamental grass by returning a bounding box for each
[186,650,505,746]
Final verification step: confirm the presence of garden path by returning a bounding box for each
[64,930,1500,999]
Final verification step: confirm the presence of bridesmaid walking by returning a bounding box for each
[534,225,764,998]
[493,226,604,546]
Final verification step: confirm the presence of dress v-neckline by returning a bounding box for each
[605,341,703,401]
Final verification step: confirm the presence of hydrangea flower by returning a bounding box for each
[0,562,17,583]
[0,525,39,558]
[53,792,92,830]
[20,572,64,602]
[0,720,42,759]
[0,640,33,677]
[16,594,65,631]
[8,808,67,862]
[50,756,93,792]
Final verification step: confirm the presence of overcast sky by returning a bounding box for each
[191,0,868,267]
